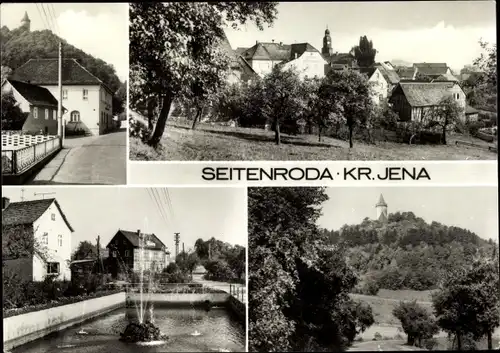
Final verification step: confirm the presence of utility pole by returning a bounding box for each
[182,242,185,261]
[57,41,64,148]
[174,233,180,259]
[208,242,211,260]
[96,235,102,273]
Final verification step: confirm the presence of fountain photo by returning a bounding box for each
[2,186,247,353]
[248,186,499,352]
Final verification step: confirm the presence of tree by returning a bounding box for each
[432,260,500,350]
[113,81,127,116]
[129,2,278,148]
[226,246,246,280]
[352,36,377,67]
[72,241,98,260]
[319,69,373,148]
[470,40,497,112]
[429,96,463,145]
[2,224,47,264]
[393,301,439,347]
[1,90,28,130]
[176,251,199,277]
[261,66,306,145]
[1,65,12,82]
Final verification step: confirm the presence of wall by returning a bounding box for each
[3,292,126,351]
[282,51,328,79]
[42,84,101,136]
[249,59,283,77]
[228,295,245,321]
[127,292,230,306]
[23,105,58,135]
[368,69,388,106]
[32,201,72,281]
[98,86,113,135]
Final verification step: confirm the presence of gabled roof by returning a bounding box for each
[397,67,417,79]
[2,198,74,232]
[374,63,400,85]
[466,105,479,114]
[432,73,458,82]
[414,63,449,76]
[324,52,356,65]
[393,81,462,107]
[242,42,291,61]
[359,67,377,78]
[5,79,59,108]
[107,229,166,251]
[12,58,111,91]
[235,47,249,56]
[289,43,320,60]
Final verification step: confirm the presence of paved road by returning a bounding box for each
[29,130,126,185]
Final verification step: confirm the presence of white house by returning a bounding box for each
[359,67,388,105]
[2,197,73,281]
[281,43,329,79]
[11,58,114,136]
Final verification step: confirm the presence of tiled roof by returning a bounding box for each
[359,67,377,78]
[235,47,249,56]
[289,43,319,60]
[466,105,479,114]
[397,67,416,79]
[7,79,59,108]
[374,64,400,84]
[11,58,105,88]
[2,198,74,232]
[395,82,461,107]
[325,52,356,65]
[242,42,291,61]
[432,73,458,82]
[414,63,449,76]
[108,229,166,250]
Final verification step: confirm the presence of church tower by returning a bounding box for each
[321,26,333,56]
[375,194,388,222]
[21,11,31,32]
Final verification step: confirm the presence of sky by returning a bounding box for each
[317,187,498,242]
[225,1,497,72]
[0,3,128,81]
[2,187,247,253]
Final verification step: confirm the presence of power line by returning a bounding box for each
[147,188,170,230]
[35,3,51,32]
[48,4,61,36]
[40,4,54,33]
[152,188,170,227]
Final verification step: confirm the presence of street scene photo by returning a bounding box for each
[129,1,496,161]
[248,186,499,351]
[1,3,128,185]
[2,186,246,352]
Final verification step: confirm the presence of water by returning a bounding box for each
[11,307,245,353]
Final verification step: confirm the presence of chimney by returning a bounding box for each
[272,39,274,43]
[2,197,10,210]
[280,41,283,46]
[137,229,142,238]
[256,40,259,44]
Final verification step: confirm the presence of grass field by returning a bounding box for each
[129,122,497,161]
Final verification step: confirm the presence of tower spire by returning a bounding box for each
[21,11,31,32]
[322,26,333,56]
[375,194,388,222]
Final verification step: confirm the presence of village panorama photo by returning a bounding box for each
[2,186,247,352]
[128,1,497,161]
[1,3,128,185]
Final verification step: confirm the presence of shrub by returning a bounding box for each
[373,332,382,341]
[362,279,380,296]
[392,300,439,347]
[129,116,151,142]
[423,338,438,350]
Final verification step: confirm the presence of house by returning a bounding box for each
[1,79,66,135]
[11,58,114,136]
[2,197,73,282]
[373,62,400,95]
[281,43,330,79]
[389,81,466,123]
[397,67,417,80]
[358,67,388,105]
[413,63,458,82]
[219,32,258,84]
[465,105,480,123]
[106,229,171,278]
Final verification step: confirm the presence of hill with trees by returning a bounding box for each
[1,26,126,114]
[321,212,496,291]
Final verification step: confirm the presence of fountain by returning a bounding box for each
[120,226,168,344]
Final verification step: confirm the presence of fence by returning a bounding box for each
[229,283,246,303]
[1,135,60,175]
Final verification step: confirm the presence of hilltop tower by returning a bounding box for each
[21,11,31,32]
[322,26,333,56]
[375,194,388,222]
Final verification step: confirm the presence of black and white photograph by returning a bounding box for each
[248,186,499,351]
[2,187,246,352]
[1,3,128,185]
[128,1,496,161]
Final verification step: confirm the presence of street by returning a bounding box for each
[28,130,127,185]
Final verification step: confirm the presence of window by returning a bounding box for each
[112,251,116,257]
[45,108,49,120]
[33,107,38,119]
[47,262,60,275]
[62,90,68,100]
[70,111,80,122]
[58,234,62,247]
[125,250,130,257]
[53,110,57,120]
[83,89,88,100]
[42,232,48,244]
[51,213,55,221]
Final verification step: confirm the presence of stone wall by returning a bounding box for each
[126,292,230,307]
[3,292,126,351]
[228,295,246,321]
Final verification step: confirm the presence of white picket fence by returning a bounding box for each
[2,134,58,149]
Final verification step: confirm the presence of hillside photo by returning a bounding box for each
[248,187,499,352]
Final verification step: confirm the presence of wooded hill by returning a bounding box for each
[321,211,496,291]
[1,26,125,114]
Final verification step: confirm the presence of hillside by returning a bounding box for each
[1,26,125,114]
[321,211,496,291]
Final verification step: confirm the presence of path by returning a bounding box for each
[348,340,426,351]
[28,130,126,185]
[192,275,246,302]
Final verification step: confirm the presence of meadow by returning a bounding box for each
[129,121,496,161]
